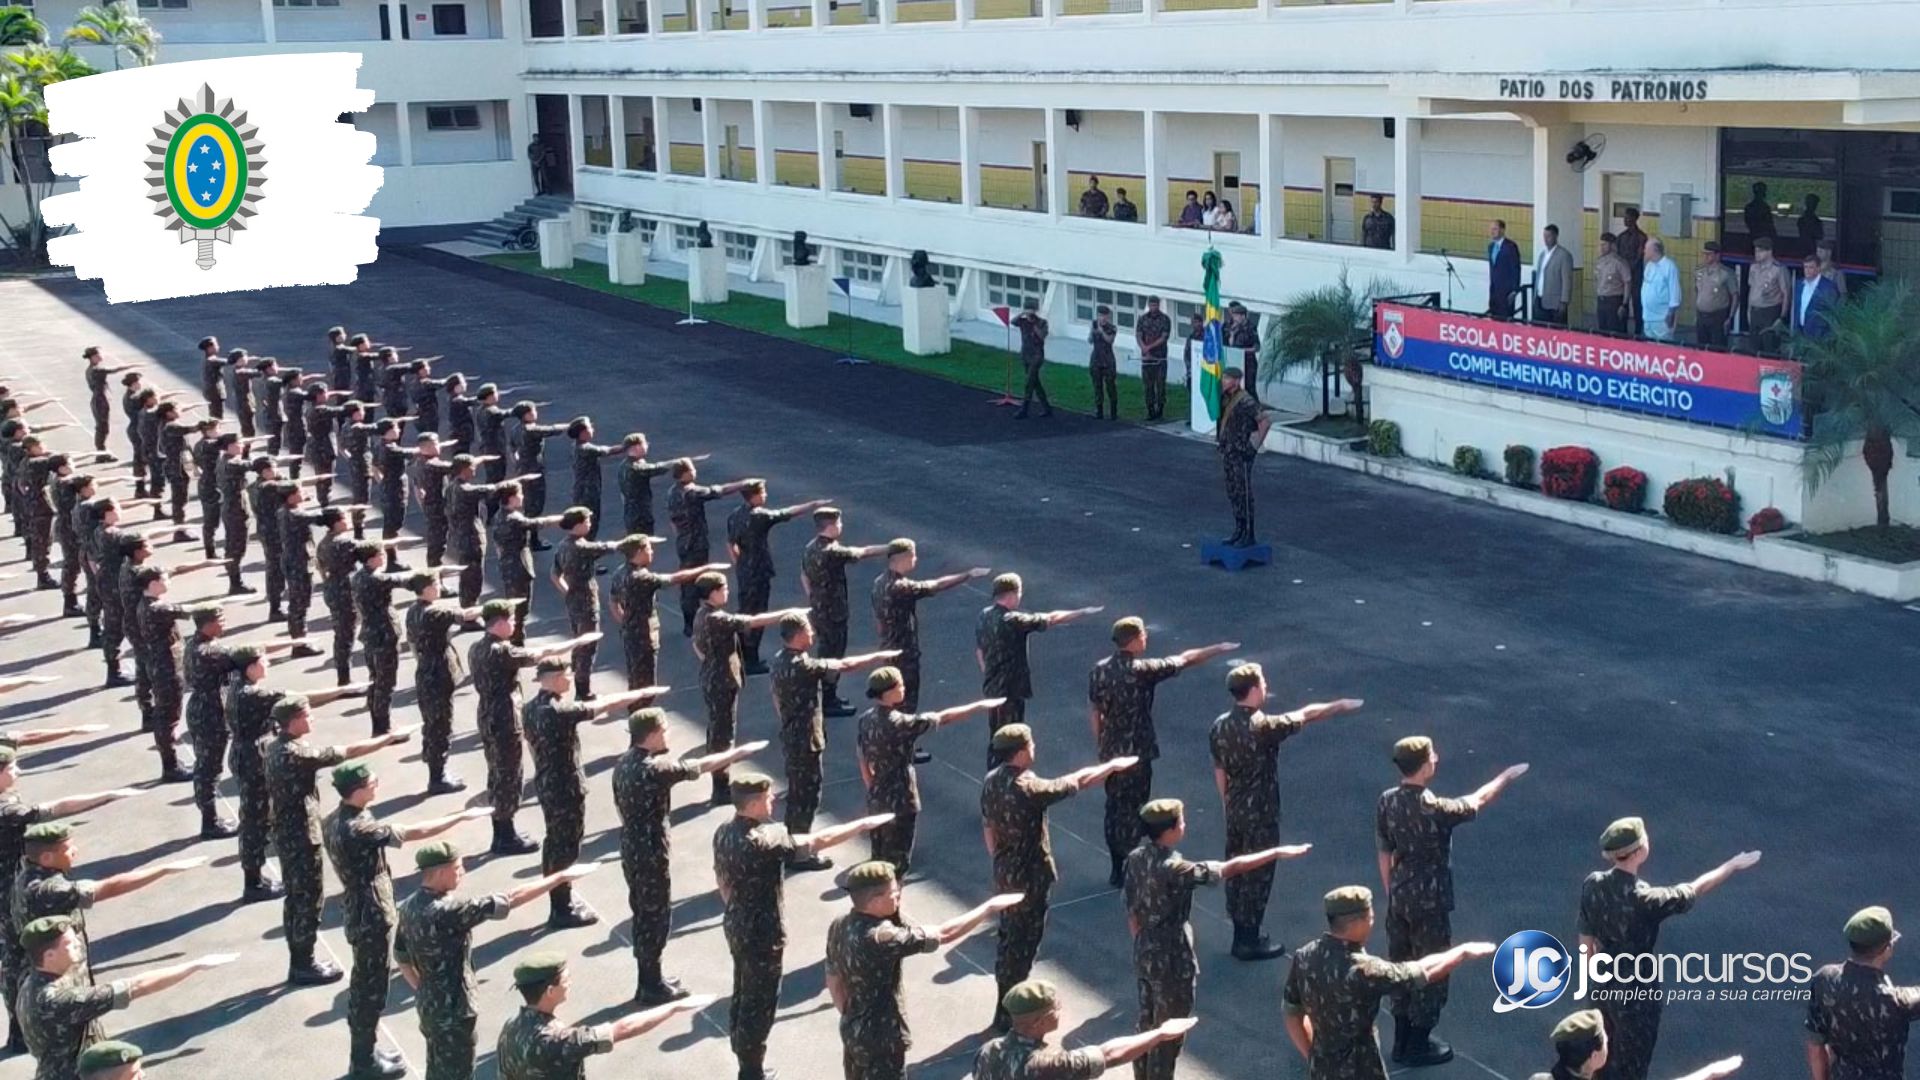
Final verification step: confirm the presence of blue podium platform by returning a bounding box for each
[1200,539,1272,571]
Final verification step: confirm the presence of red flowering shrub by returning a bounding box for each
[1663,477,1741,534]
[1540,446,1600,501]
[1603,466,1648,512]
[1747,507,1788,540]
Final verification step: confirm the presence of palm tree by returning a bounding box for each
[63,1,159,69]
[1257,267,1402,418]
[1799,280,1920,528]
[1,43,95,264]
[0,5,47,47]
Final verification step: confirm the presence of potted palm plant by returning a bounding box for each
[1257,267,1401,419]
[1798,279,1920,530]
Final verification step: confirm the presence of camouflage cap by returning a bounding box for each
[866,666,903,698]
[628,708,666,739]
[414,840,460,870]
[558,506,591,529]
[811,507,841,524]
[0,746,15,768]
[991,572,1022,597]
[23,823,72,847]
[886,538,915,556]
[535,657,570,676]
[480,599,516,622]
[1110,616,1145,646]
[989,724,1033,752]
[617,534,662,555]
[1324,886,1374,919]
[1225,662,1264,698]
[565,417,591,439]
[191,605,224,626]
[1549,1009,1605,1048]
[19,915,74,950]
[331,761,374,794]
[729,773,773,798]
[227,645,264,668]
[1846,906,1897,950]
[1139,798,1183,827]
[1392,737,1434,774]
[1600,816,1647,855]
[75,1039,143,1077]
[271,694,311,726]
[846,861,896,891]
[777,611,810,640]
[1001,979,1059,1018]
[511,952,569,991]
[693,571,727,599]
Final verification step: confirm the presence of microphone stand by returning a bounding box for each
[1439,249,1465,311]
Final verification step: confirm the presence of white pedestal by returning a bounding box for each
[537,218,573,269]
[900,285,951,356]
[784,264,830,329]
[688,247,729,304]
[608,232,648,285]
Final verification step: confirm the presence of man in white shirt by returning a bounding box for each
[1638,237,1682,342]
[1532,224,1573,326]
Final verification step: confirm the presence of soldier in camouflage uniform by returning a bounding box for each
[856,666,999,873]
[1376,737,1527,1066]
[521,659,661,928]
[872,539,989,713]
[263,695,413,986]
[666,460,754,636]
[468,599,594,855]
[133,565,216,784]
[394,840,594,1080]
[1124,798,1305,1080]
[619,435,695,536]
[610,534,718,692]
[550,507,623,698]
[250,455,318,622]
[495,481,562,645]
[510,401,568,528]
[352,543,423,736]
[714,773,888,1080]
[55,469,106,621]
[1578,817,1760,1080]
[768,613,895,869]
[14,823,208,988]
[340,401,381,509]
[227,648,366,902]
[1215,367,1272,547]
[1532,1009,1743,1080]
[16,916,232,1080]
[691,572,799,806]
[564,418,618,539]
[975,979,1196,1080]
[278,486,337,652]
[1281,887,1492,1080]
[118,375,146,495]
[1806,906,1920,1080]
[304,387,355,509]
[168,417,217,546]
[1089,619,1235,886]
[215,438,257,595]
[90,496,157,688]
[975,573,1100,747]
[446,453,512,607]
[724,482,828,673]
[187,607,302,838]
[473,383,515,498]
[1208,663,1362,961]
[800,508,888,716]
[410,359,452,440]
[826,860,1015,1080]
[410,433,456,566]
[614,709,760,1004]
[194,428,228,559]
[84,348,138,454]
[496,952,711,1080]
[406,569,481,793]
[981,724,1135,1029]
[371,419,416,564]
[114,534,157,733]
[323,763,487,1080]
[320,506,369,684]
[154,405,199,544]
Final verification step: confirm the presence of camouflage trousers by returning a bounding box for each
[897,652,923,712]
[623,844,672,981]
[347,457,370,505]
[261,540,285,614]
[188,707,229,821]
[1104,760,1154,864]
[1386,905,1451,1027]
[540,796,585,914]
[1,934,21,1045]
[200,492,219,558]
[285,566,312,637]
[26,514,51,577]
[222,511,249,583]
[57,534,80,609]
[1223,815,1278,930]
[704,681,739,795]
[1595,993,1663,1080]
[841,1016,909,1080]
[994,881,1051,1009]
[345,916,393,1072]
[621,626,658,691]
[81,559,100,635]
[676,542,708,631]
[233,768,272,886]
[422,507,447,567]
[501,572,530,645]
[479,721,523,825]
[417,665,455,777]
[1133,965,1197,1080]
[278,837,324,961]
[813,614,847,701]
[91,403,109,451]
[363,636,398,735]
[782,745,823,838]
[325,586,357,684]
[725,931,783,1075]
[868,812,917,874]
[419,1014,477,1080]
[564,597,598,699]
[449,538,483,607]
[98,595,123,672]
[165,469,189,528]
[127,630,153,727]
[522,474,547,518]
[1222,452,1255,540]
[150,683,183,773]
[736,574,771,664]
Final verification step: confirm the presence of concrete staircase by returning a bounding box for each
[463,194,573,250]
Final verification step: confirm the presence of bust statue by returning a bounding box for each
[791,230,813,267]
[615,210,636,234]
[908,249,935,289]
[695,221,713,249]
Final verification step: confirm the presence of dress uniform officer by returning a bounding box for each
[1806,906,1920,1080]
[1531,1009,1743,1080]
[974,572,1100,746]
[799,508,888,716]
[495,952,712,1080]
[855,666,999,873]
[768,613,895,869]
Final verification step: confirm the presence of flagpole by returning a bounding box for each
[987,305,1019,407]
[833,275,866,365]
[676,278,706,327]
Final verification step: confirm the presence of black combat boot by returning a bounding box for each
[427,767,466,795]
[1108,854,1125,890]
[287,954,343,986]
[241,877,286,904]
[489,819,538,856]
[1229,923,1286,961]
[1390,1015,1412,1062]
[1401,1026,1454,1067]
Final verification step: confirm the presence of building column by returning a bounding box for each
[562,0,578,35]
[702,97,721,179]
[384,0,402,40]
[394,101,414,167]
[815,101,834,193]
[753,99,774,188]
[1259,114,1282,242]
[959,106,979,209]
[1393,113,1421,258]
[568,95,586,175]
[652,97,671,176]
[259,0,277,43]
[879,0,896,28]
[1044,108,1067,220]
[747,0,765,31]
[811,0,827,27]
[1530,120,1583,268]
[647,0,663,31]
[611,97,629,170]
[882,104,903,201]
[1144,110,1165,230]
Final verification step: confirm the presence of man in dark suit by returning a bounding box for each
[1792,254,1841,342]
[1487,220,1521,321]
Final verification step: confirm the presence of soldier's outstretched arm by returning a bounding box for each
[932,893,1024,945]
[778,499,832,518]
[935,567,992,593]
[126,952,238,1000]
[1673,1056,1743,1080]
[1688,851,1762,898]
[1466,763,1530,811]
[1414,940,1497,980]
[592,686,670,716]
[1175,641,1240,668]
[306,682,371,708]
[609,994,718,1044]
[41,786,142,820]
[396,806,491,843]
[1103,1018,1200,1067]
[665,562,730,585]
[93,854,210,902]
[934,698,1004,727]
[341,726,415,761]
[745,607,808,631]
[1044,605,1105,627]
[4,723,109,745]
[505,862,600,909]
[1215,843,1313,880]
[797,813,893,855]
[826,648,900,673]
[1280,698,1365,726]
[535,631,599,660]
[687,740,768,775]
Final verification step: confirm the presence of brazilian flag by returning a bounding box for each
[1199,248,1225,423]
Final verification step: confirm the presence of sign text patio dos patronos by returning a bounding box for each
[1373,302,1804,437]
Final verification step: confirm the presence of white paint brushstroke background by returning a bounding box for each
[43,53,383,304]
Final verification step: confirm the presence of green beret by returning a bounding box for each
[415,840,460,870]
[536,657,570,676]
[1139,798,1184,827]
[271,695,311,726]
[23,823,71,847]
[886,538,914,556]
[512,952,568,991]
[729,773,773,799]
[331,762,373,795]
[1226,662,1264,697]
[866,666,903,698]
[558,506,591,529]
[0,746,15,768]
[1110,616,1145,646]
[1600,816,1647,855]
[76,1039,143,1076]
[1324,885,1374,919]
[191,605,224,626]
[778,612,810,640]
[693,571,727,598]
[480,599,516,622]
[1846,906,1897,950]
[990,724,1033,752]
[991,573,1022,597]
[617,533,662,555]
[812,507,841,524]
[846,860,896,891]
[19,915,74,950]
[1001,979,1059,1018]
[1392,737,1434,774]
[628,708,666,739]
[1550,1009,1605,1048]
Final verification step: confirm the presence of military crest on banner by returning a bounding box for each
[1756,362,1798,427]
[1380,308,1406,361]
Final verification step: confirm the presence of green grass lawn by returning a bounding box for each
[482,253,1190,422]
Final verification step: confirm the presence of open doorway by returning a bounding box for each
[533,94,573,196]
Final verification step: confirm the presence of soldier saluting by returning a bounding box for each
[1281,886,1495,1080]
[1376,736,1527,1067]
[405,568,482,794]
[724,481,829,675]
[610,534,721,692]
[666,460,754,637]
[549,506,623,700]
[690,571,800,807]
[467,598,598,856]
[1806,906,1920,1080]
[768,612,897,871]
[800,507,889,717]
[856,666,1001,874]
[975,979,1196,1079]
[974,572,1100,744]
[1532,1009,1742,1080]
[496,952,713,1079]
[1578,817,1760,1080]
[565,417,619,539]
